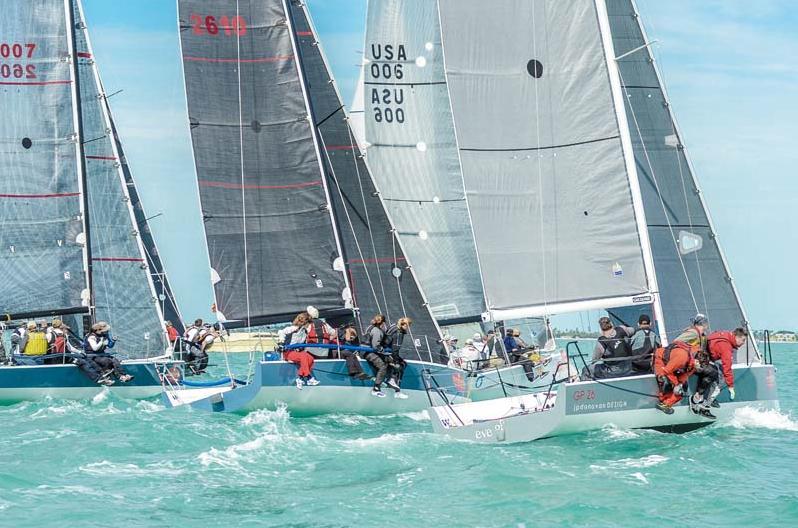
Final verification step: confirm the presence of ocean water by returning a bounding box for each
[1,344,796,527]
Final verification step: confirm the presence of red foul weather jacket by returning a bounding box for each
[707,331,738,388]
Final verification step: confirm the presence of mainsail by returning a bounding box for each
[437,0,656,322]
[0,0,89,321]
[606,0,752,340]
[363,0,484,323]
[178,0,442,358]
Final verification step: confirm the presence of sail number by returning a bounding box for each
[0,42,37,79]
[190,14,247,36]
[368,43,408,125]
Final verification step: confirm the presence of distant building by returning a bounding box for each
[770,332,797,343]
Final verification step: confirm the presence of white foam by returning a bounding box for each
[91,387,110,405]
[80,460,184,477]
[724,406,798,432]
[629,472,650,485]
[591,454,668,472]
[343,432,415,448]
[399,410,430,422]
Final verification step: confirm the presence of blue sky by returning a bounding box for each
[81,0,797,330]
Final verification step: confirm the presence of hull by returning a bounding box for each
[163,356,569,416]
[430,363,779,443]
[0,358,179,405]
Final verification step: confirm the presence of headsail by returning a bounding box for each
[437,0,654,321]
[71,0,170,355]
[0,0,89,321]
[607,0,752,340]
[178,0,443,359]
[362,0,484,323]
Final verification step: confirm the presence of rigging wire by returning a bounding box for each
[235,0,252,329]
[532,2,550,321]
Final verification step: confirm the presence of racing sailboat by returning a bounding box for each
[0,0,182,403]
[424,0,777,442]
[165,0,560,415]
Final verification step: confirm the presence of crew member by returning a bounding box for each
[629,314,661,374]
[74,322,134,386]
[304,305,338,358]
[279,311,321,389]
[691,327,748,417]
[381,317,412,400]
[653,341,696,415]
[585,317,634,379]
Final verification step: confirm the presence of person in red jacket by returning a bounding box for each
[653,342,695,414]
[690,327,748,417]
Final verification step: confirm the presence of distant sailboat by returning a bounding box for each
[0,0,182,403]
[165,0,555,414]
[420,0,776,442]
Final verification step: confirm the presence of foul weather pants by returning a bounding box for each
[285,350,315,378]
[75,354,126,382]
[653,347,694,407]
[364,352,388,389]
[694,362,720,406]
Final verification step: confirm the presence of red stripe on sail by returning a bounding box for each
[325,145,356,151]
[183,55,294,64]
[297,31,313,36]
[86,155,118,161]
[199,180,321,190]
[347,257,406,265]
[92,257,145,262]
[77,52,92,58]
[0,192,80,199]
[0,80,72,86]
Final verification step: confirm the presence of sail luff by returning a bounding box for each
[627,0,754,342]
[66,0,93,318]
[433,0,491,319]
[281,0,354,315]
[594,0,667,342]
[74,0,169,342]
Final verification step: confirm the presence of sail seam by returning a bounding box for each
[459,135,619,152]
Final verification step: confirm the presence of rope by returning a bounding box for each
[235,0,252,328]
[317,132,384,316]
[391,230,423,361]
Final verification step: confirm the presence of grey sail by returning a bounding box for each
[179,0,443,359]
[71,0,169,355]
[438,0,652,320]
[607,0,749,339]
[363,0,484,323]
[178,0,348,326]
[288,0,443,359]
[0,0,89,321]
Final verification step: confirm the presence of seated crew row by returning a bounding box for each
[583,312,746,419]
[277,306,412,399]
[4,319,134,386]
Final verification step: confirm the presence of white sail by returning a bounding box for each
[437,0,655,321]
[363,0,484,322]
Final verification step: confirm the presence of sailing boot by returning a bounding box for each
[698,408,717,420]
[656,402,674,415]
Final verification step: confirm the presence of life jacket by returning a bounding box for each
[306,320,332,345]
[83,332,106,354]
[658,341,693,375]
[23,331,48,356]
[49,329,67,354]
[597,327,632,359]
[382,324,404,354]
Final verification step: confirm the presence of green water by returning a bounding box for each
[1,344,796,527]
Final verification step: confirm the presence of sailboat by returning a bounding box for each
[416,0,777,442]
[0,0,183,403]
[164,0,564,415]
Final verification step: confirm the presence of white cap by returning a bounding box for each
[473,333,483,341]
[465,339,474,345]
[306,305,319,319]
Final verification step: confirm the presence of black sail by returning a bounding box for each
[178,1,348,326]
[287,1,443,360]
[607,0,750,339]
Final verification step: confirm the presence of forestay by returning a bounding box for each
[363,0,484,322]
[606,0,751,340]
[438,0,653,320]
[72,0,169,356]
[0,0,89,321]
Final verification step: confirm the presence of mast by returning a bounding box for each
[594,0,667,343]
[66,0,94,323]
[282,0,354,317]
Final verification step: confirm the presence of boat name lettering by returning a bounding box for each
[190,14,247,37]
[474,420,504,440]
[0,43,37,80]
[572,400,628,413]
[572,390,596,401]
[632,295,653,303]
